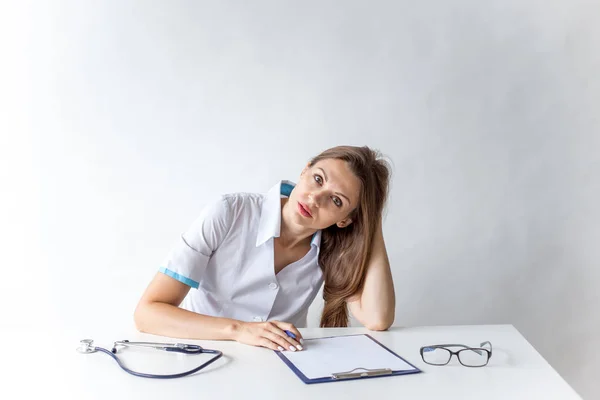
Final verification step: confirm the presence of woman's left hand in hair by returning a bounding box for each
[347,222,396,331]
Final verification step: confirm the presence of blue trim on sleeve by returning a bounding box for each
[159,267,199,289]
[281,182,294,197]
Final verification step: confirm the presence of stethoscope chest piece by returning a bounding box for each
[77,339,97,354]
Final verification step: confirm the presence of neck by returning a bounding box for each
[279,198,315,249]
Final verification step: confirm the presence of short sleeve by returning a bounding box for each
[159,196,232,288]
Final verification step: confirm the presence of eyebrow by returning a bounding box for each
[316,167,352,206]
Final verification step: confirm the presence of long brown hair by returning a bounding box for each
[310,145,391,327]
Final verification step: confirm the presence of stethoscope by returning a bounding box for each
[77,339,223,379]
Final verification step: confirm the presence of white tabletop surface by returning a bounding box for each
[2,324,581,399]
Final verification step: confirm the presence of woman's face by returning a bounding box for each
[289,158,361,230]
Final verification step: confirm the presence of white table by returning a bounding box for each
[3,324,581,399]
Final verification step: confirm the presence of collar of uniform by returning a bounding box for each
[255,180,322,250]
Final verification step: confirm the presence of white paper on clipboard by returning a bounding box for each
[279,334,418,380]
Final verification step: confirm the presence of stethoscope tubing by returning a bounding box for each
[94,346,223,379]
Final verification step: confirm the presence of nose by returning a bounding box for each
[308,191,325,207]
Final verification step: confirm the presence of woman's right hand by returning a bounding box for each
[233,320,304,352]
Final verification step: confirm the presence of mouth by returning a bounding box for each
[297,202,313,218]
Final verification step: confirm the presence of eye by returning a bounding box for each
[314,174,323,185]
[332,197,342,207]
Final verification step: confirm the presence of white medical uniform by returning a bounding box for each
[159,180,324,327]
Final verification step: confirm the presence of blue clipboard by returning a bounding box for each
[275,334,422,384]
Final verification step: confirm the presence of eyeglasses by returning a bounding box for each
[420,341,492,367]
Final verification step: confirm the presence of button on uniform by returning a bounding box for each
[253,316,263,322]
[269,282,278,290]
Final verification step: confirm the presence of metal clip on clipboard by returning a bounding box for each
[331,367,393,380]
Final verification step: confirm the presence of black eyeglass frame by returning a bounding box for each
[419,341,493,367]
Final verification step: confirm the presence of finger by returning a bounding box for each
[258,337,284,352]
[269,324,301,349]
[268,323,303,350]
[261,329,298,352]
[273,321,304,343]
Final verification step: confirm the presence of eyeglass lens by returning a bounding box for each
[422,347,452,365]
[457,348,488,366]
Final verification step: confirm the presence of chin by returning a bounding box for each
[293,214,313,228]
[290,213,314,229]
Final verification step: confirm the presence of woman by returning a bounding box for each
[134,145,395,353]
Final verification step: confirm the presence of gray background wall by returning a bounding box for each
[1,1,598,398]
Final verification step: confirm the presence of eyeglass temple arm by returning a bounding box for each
[480,341,492,357]
[423,344,479,354]
[424,343,491,356]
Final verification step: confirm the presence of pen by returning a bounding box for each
[284,330,296,339]
[285,330,304,345]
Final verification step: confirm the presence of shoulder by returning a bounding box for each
[221,191,265,214]
[193,190,268,229]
